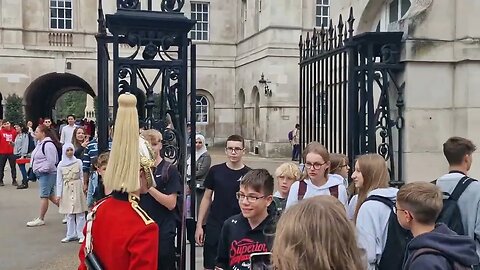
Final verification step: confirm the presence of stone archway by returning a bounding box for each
[24,73,95,124]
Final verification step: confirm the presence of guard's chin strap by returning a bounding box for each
[85,199,108,255]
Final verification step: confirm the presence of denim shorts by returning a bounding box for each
[37,172,56,198]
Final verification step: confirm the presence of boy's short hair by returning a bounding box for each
[96,152,110,168]
[226,134,245,149]
[397,182,443,224]
[240,169,274,196]
[275,162,301,180]
[443,137,476,165]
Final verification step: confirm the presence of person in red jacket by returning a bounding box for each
[78,93,158,270]
[0,121,17,186]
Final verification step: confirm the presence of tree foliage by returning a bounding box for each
[4,94,24,125]
[55,91,87,119]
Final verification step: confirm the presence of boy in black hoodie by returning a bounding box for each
[216,169,275,270]
[397,182,479,270]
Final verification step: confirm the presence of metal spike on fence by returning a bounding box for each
[299,35,303,60]
[338,14,344,47]
[312,28,318,56]
[305,32,311,57]
[320,25,326,52]
[347,7,355,39]
[328,19,334,50]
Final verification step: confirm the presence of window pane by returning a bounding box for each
[317,0,322,4]
[322,17,328,27]
[58,1,65,8]
[51,1,57,7]
[316,6,321,16]
[58,19,65,29]
[322,7,329,16]
[202,32,208,40]
[203,13,208,22]
[65,1,72,8]
[324,0,329,5]
[51,18,57,28]
[196,114,201,122]
[66,20,72,29]
[191,4,196,11]
[202,115,207,122]
[389,0,399,22]
[51,9,58,18]
[202,23,208,30]
[196,106,201,113]
[66,9,72,18]
[203,4,208,12]
[59,9,65,18]
[401,0,411,17]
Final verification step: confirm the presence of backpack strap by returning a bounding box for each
[297,180,307,201]
[329,185,339,198]
[42,140,58,164]
[365,195,395,210]
[449,176,473,201]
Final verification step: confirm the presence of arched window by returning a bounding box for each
[195,95,208,124]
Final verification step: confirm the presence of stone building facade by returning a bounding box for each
[0,0,330,157]
[331,0,480,180]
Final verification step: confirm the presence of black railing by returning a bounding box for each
[299,8,405,185]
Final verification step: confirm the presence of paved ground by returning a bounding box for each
[0,149,290,270]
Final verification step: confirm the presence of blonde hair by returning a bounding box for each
[354,154,390,221]
[397,182,443,224]
[141,129,162,145]
[272,196,365,270]
[104,93,140,192]
[275,162,301,180]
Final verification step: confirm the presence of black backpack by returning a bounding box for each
[27,134,35,153]
[364,195,413,270]
[42,140,62,166]
[433,176,473,235]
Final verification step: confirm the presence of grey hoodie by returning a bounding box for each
[349,187,398,270]
[436,171,480,257]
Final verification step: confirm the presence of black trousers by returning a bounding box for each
[158,236,176,270]
[0,154,16,182]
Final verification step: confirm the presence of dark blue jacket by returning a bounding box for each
[403,224,479,270]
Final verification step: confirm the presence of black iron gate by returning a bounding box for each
[299,8,405,185]
[96,0,198,269]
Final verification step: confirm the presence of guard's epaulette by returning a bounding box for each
[128,193,155,225]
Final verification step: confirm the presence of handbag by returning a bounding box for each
[27,168,37,182]
[84,200,108,270]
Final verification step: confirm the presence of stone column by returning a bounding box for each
[84,95,95,121]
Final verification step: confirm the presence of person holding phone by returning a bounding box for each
[72,127,88,159]
[215,169,275,270]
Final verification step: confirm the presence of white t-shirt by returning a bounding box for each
[60,125,76,144]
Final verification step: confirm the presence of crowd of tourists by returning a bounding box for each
[4,93,480,270]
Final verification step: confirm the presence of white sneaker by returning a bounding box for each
[61,236,78,243]
[26,218,45,227]
[78,237,85,244]
[62,217,67,224]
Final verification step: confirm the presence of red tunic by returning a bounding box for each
[78,192,159,270]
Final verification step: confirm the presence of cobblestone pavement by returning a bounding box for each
[0,149,291,270]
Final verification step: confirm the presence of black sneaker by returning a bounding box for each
[17,184,28,189]
[0,182,4,186]
[12,180,18,186]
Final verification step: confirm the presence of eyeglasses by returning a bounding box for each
[305,162,326,170]
[226,147,244,153]
[393,205,407,214]
[236,192,266,203]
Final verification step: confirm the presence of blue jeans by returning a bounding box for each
[292,144,300,160]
